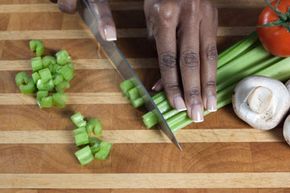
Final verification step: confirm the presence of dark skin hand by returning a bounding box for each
[52,0,218,122]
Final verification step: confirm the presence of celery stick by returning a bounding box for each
[128,87,140,101]
[142,111,158,128]
[163,109,180,120]
[131,97,145,108]
[217,56,282,92]
[218,32,258,68]
[120,79,134,97]
[217,44,271,84]
[152,92,166,105]
[157,100,171,113]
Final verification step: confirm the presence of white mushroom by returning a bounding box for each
[232,76,290,130]
[283,115,290,146]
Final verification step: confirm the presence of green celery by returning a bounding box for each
[59,65,74,81]
[157,100,171,113]
[42,56,56,67]
[74,132,90,146]
[31,57,43,72]
[152,92,166,105]
[86,118,102,137]
[120,79,135,97]
[56,50,71,65]
[128,87,140,101]
[32,72,40,83]
[218,32,258,68]
[19,79,35,94]
[142,111,158,129]
[39,68,52,83]
[36,91,48,101]
[73,127,87,135]
[131,97,145,108]
[37,79,54,91]
[217,44,271,84]
[15,72,29,87]
[71,112,87,127]
[53,74,64,86]
[163,109,180,120]
[52,93,68,108]
[90,140,102,154]
[55,81,70,93]
[74,145,94,166]
[38,96,53,108]
[94,141,112,160]
[29,40,44,57]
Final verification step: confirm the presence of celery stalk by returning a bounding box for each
[218,32,258,68]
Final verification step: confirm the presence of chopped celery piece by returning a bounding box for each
[15,72,29,87]
[36,91,48,101]
[19,79,35,94]
[32,72,40,83]
[55,81,70,93]
[90,140,101,154]
[167,112,187,128]
[128,87,140,101]
[170,118,193,132]
[53,74,64,86]
[94,141,112,160]
[71,112,87,127]
[152,92,166,105]
[59,65,74,81]
[31,57,43,72]
[163,109,179,120]
[120,79,135,97]
[74,145,94,166]
[37,79,54,91]
[39,68,52,83]
[131,97,145,108]
[74,131,89,146]
[42,56,56,67]
[52,92,67,108]
[157,100,171,113]
[29,40,44,57]
[73,127,87,135]
[56,50,71,65]
[49,63,60,74]
[86,118,102,136]
[89,136,101,146]
[142,111,158,129]
[39,96,53,108]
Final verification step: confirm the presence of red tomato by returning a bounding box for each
[257,0,290,57]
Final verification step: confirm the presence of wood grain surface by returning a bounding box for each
[0,0,290,192]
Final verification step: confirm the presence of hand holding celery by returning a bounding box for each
[71,112,112,165]
[120,32,290,133]
[15,40,74,108]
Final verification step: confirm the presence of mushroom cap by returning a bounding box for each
[232,76,290,130]
[283,115,290,146]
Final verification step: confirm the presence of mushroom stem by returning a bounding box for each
[246,86,273,114]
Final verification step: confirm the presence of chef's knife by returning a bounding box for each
[78,0,182,150]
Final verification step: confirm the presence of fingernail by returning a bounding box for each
[152,81,160,91]
[191,105,204,123]
[207,96,217,112]
[104,26,117,41]
[173,96,187,112]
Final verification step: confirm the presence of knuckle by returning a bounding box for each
[155,1,177,24]
[159,52,176,70]
[187,88,201,98]
[207,45,218,61]
[206,81,216,89]
[181,50,200,69]
[164,82,180,93]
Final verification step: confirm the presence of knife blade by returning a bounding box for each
[78,0,182,150]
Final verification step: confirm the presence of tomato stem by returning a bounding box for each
[261,0,290,32]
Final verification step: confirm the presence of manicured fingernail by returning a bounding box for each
[104,26,117,41]
[173,96,187,112]
[207,95,217,112]
[191,105,204,123]
[152,81,161,91]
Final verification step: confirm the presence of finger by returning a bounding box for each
[179,2,203,122]
[200,1,218,112]
[94,0,117,41]
[152,79,163,91]
[153,1,186,111]
[58,0,78,14]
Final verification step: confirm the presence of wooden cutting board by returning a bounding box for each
[0,0,290,192]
